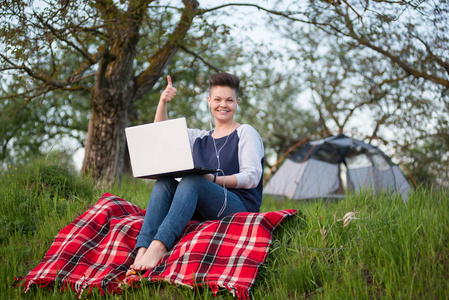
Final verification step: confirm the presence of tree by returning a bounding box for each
[0,0,216,186]
[3,0,307,185]
[0,73,89,163]
[0,3,242,171]
[268,0,448,89]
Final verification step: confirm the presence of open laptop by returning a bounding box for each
[125,117,218,179]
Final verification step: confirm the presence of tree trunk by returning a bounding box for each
[81,9,139,187]
[81,87,134,187]
[81,47,136,186]
[81,0,199,187]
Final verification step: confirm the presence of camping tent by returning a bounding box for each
[264,135,411,201]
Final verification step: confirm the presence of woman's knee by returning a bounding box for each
[178,174,205,189]
[154,178,178,190]
[174,175,211,199]
[150,178,178,202]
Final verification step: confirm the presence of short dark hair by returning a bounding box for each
[209,72,240,98]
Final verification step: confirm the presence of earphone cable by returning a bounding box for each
[208,105,234,217]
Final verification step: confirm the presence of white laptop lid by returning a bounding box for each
[125,118,195,178]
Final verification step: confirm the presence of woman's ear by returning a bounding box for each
[207,96,211,107]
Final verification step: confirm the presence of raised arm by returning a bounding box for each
[155,75,177,122]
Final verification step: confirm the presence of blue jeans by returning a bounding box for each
[135,174,248,250]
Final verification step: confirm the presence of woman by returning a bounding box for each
[127,72,264,276]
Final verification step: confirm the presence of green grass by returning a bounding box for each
[1,156,448,299]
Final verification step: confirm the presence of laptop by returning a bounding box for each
[125,117,218,179]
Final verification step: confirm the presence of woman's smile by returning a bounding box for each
[208,86,239,124]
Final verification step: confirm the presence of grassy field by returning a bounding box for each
[1,156,448,299]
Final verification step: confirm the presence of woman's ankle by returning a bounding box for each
[150,240,168,252]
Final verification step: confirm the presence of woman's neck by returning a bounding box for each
[212,119,239,139]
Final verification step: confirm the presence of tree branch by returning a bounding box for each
[197,2,313,19]
[134,0,199,100]
[67,44,107,83]
[93,0,120,23]
[340,0,364,26]
[370,101,402,138]
[357,38,449,88]
[0,53,89,91]
[0,85,46,101]
[198,3,328,27]
[368,75,410,95]
[414,34,449,74]
[339,6,449,88]
[0,54,61,87]
[180,46,221,72]
[33,10,93,63]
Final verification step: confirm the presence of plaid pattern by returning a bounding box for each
[15,193,297,299]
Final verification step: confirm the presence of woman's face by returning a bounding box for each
[207,86,240,124]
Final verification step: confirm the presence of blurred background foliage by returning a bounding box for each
[1,0,448,188]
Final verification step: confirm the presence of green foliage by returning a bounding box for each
[1,158,449,299]
[398,134,449,189]
[0,83,90,164]
[1,0,448,189]
[239,66,320,163]
[0,154,95,243]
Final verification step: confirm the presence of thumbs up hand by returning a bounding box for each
[160,75,177,102]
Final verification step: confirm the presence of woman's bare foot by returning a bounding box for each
[131,240,168,272]
[126,247,147,277]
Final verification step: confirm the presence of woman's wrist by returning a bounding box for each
[213,173,217,183]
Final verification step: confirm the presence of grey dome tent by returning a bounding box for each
[264,135,411,201]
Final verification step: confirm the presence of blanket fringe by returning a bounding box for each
[21,278,54,293]
[12,276,24,288]
[16,274,251,298]
[201,280,250,300]
[209,281,219,296]
[14,278,124,298]
[234,285,249,300]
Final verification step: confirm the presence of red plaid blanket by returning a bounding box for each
[15,193,297,299]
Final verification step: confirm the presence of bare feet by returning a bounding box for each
[126,247,147,276]
[126,240,167,276]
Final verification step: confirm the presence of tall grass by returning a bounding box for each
[1,156,448,299]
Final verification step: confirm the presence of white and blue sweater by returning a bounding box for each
[188,124,264,212]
